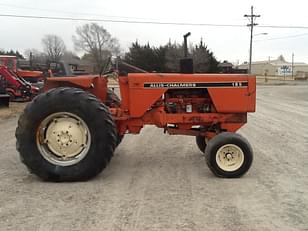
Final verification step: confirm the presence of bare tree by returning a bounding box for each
[42,35,66,62]
[24,48,48,69]
[73,23,120,73]
[24,49,47,62]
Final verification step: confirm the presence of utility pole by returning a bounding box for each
[291,53,294,79]
[244,6,260,74]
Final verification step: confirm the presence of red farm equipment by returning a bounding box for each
[0,65,39,101]
[0,55,44,83]
[0,73,10,107]
[16,69,256,182]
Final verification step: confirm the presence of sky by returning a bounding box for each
[0,0,308,64]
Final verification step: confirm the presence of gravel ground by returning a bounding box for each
[0,102,27,120]
[0,85,307,231]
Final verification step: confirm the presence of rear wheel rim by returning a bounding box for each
[215,144,244,172]
[36,112,91,166]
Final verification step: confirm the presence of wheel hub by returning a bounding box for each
[57,131,71,145]
[226,153,233,160]
[37,112,91,166]
[216,144,244,172]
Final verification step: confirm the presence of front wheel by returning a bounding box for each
[195,136,207,153]
[205,132,253,178]
[7,91,15,101]
[16,87,117,182]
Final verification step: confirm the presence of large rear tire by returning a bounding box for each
[205,132,253,178]
[15,87,117,182]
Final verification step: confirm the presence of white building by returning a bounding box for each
[238,56,308,77]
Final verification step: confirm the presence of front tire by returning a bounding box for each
[196,136,207,153]
[205,132,253,178]
[16,87,117,182]
[7,91,15,101]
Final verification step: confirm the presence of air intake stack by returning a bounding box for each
[180,32,194,74]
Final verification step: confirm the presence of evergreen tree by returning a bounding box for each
[124,41,167,72]
[164,41,182,72]
[192,39,220,73]
[0,50,24,59]
[124,39,220,73]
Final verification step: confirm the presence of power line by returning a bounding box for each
[0,14,247,27]
[255,32,308,42]
[258,25,308,29]
[0,3,153,21]
[0,13,308,29]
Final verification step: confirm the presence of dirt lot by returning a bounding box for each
[0,102,27,120]
[0,85,307,231]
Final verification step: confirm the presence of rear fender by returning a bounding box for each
[44,76,108,102]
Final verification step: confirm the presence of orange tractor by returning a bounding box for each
[0,55,43,82]
[15,67,256,181]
